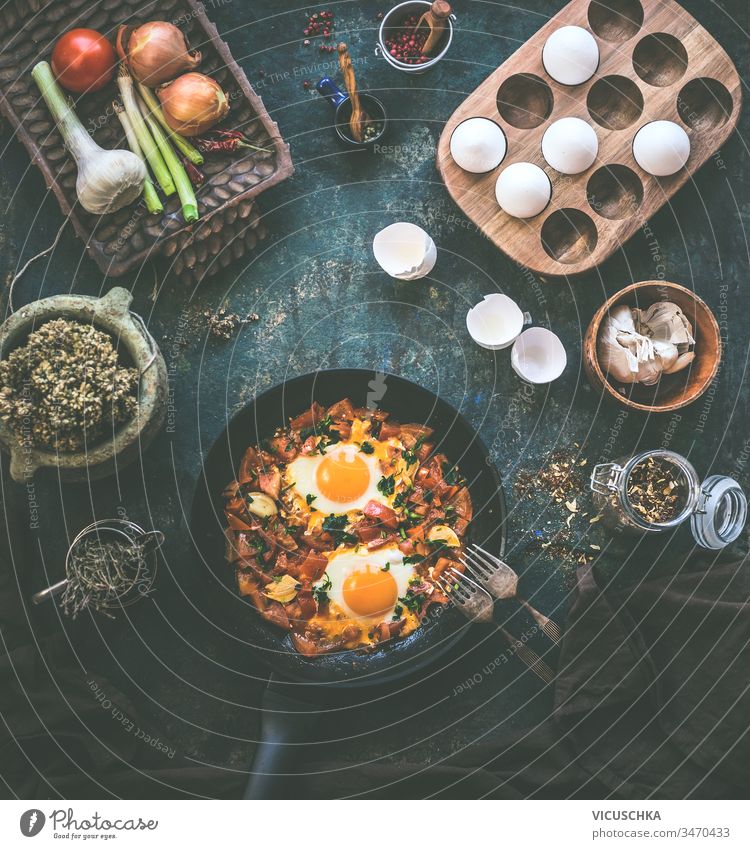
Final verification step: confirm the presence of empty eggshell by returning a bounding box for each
[373,222,437,280]
[466,293,527,350]
[541,117,599,175]
[495,162,552,219]
[450,117,508,173]
[542,26,600,86]
[632,120,691,177]
[511,327,567,384]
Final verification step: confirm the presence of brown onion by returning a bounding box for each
[156,72,229,137]
[116,22,201,86]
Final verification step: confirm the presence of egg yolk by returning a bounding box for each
[343,568,398,618]
[315,451,370,503]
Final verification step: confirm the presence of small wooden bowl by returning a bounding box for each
[583,281,721,413]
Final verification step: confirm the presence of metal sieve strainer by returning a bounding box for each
[31,518,163,617]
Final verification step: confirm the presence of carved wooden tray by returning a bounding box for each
[0,0,293,277]
[436,0,741,277]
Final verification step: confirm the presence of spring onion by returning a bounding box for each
[136,82,204,166]
[116,65,175,196]
[31,61,146,215]
[113,102,163,215]
[137,96,198,223]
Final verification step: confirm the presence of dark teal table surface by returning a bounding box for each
[1,0,748,796]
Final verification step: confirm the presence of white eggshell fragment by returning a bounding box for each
[495,162,552,219]
[450,117,508,173]
[542,26,600,86]
[372,222,437,280]
[511,327,567,384]
[466,293,526,350]
[541,117,598,175]
[632,121,691,177]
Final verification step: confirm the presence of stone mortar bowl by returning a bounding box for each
[0,287,167,483]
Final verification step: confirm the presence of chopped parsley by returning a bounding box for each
[381,562,391,572]
[398,591,423,614]
[443,462,461,486]
[322,513,357,546]
[251,536,267,553]
[359,441,375,454]
[313,573,332,604]
[377,474,395,496]
[403,554,423,565]
[392,604,403,620]
[393,487,412,509]
[306,493,317,506]
[402,434,428,465]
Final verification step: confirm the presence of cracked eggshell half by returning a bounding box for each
[373,222,437,280]
[495,162,552,219]
[511,327,567,384]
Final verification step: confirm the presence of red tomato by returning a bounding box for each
[51,29,115,94]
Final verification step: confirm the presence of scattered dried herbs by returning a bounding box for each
[203,308,259,340]
[0,318,138,451]
[515,451,588,505]
[626,456,686,524]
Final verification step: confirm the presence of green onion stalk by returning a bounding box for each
[113,102,163,215]
[116,65,175,197]
[137,96,198,223]
[136,82,204,166]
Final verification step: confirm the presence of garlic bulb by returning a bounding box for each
[597,300,695,386]
[637,302,694,351]
[32,62,146,215]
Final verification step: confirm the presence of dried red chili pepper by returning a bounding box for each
[181,156,205,187]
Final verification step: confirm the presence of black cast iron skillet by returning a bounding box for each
[190,369,506,796]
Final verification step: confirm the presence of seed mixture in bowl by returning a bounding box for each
[0,318,139,451]
[222,397,473,655]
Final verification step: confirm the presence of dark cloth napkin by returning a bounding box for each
[298,556,750,799]
[2,550,748,798]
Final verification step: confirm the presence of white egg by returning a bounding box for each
[541,117,598,174]
[495,162,552,219]
[542,25,599,86]
[286,443,386,514]
[632,120,691,177]
[450,117,507,173]
[319,546,416,624]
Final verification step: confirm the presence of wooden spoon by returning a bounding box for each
[337,42,370,143]
[414,0,452,56]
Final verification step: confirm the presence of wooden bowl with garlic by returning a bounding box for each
[583,281,721,413]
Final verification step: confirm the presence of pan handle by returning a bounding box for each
[243,676,320,799]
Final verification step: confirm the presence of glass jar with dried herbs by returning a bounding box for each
[590,449,747,550]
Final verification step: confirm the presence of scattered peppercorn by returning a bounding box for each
[303,9,335,44]
[0,318,138,451]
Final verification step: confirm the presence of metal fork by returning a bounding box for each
[461,544,563,644]
[435,568,555,685]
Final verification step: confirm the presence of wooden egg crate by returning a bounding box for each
[0,0,292,277]
[436,0,741,277]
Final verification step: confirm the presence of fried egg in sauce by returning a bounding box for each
[285,443,387,515]
[282,418,414,520]
[315,545,419,629]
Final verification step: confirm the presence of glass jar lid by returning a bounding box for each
[690,475,748,550]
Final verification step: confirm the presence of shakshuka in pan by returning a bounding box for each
[222,397,473,655]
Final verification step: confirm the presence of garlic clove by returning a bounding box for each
[639,301,695,348]
[663,350,696,374]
